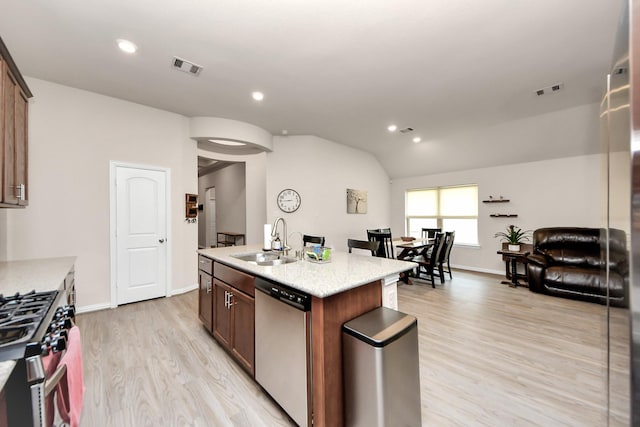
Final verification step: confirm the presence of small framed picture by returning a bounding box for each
[347,189,367,214]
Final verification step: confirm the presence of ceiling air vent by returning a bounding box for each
[535,82,564,96]
[171,56,203,76]
[399,127,414,134]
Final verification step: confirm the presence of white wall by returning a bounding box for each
[198,163,246,247]
[267,135,390,251]
[391,154,602,274]
[5,78,198,310]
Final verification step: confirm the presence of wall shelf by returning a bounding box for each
[490,214,518,218]
[482,199,510,203]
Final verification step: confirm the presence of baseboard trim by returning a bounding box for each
[171,283,197,296]
[76,302,111,314]
[76,284,197,314]
[450,264,504,276]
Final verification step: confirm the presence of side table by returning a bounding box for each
[496,249,530,287]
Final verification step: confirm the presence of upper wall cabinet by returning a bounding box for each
[0,37,32,208]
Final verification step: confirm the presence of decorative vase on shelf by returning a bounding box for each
[508,244,521,252]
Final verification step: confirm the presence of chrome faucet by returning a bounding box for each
[271,217,290,252]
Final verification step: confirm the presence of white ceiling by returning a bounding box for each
[0,0,624,178]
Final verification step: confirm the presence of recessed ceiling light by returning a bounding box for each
[252,91,264,101]
[387,125,397,132]
[412,137,422,143]
[116,39,138,54]
[208,139,246,147]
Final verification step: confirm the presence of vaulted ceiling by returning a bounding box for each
[0,0,624,178]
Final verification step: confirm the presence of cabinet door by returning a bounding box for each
[13,86,27,206]
[1,63,27,206]
[230,290,255,375]
[212,279,232,348]
[198,271,213,332]
[2,62,16,204]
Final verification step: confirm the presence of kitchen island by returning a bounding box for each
[197,244,416,427]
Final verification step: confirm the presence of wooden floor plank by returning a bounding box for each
[76,270,629,426]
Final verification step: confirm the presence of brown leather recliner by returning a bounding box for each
[525,227,628,307]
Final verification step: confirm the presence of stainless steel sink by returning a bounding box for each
[231,251,297,266]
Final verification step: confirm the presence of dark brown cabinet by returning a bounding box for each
[199,270,213,332]
[229,287,254,372]
[211,262,255,376]
[212,279,232,347]
[0,37,31,207]
[198,255,213,332]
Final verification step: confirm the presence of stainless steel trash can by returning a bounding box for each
[342,306,421,427]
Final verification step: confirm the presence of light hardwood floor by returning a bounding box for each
[76,271,629,426]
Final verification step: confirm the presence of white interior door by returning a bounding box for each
[206,187,216,247]
[114,165,168,305]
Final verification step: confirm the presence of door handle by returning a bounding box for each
[159,239,165,243]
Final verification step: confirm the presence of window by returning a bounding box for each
[406,185,478,245]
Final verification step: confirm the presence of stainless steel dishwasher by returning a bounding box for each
[255,277,312,427]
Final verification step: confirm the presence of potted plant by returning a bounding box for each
[494,225,531,251]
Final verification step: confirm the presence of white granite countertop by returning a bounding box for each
[198,244,417,298]
[0,256,77,389]
[0,256,76,295]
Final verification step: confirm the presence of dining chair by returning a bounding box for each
[413,232,446,287]
[438,231,455,280]
[302,234,325,247]
[421,227,442,239]
[367,230,394,258]
[347,239,380,256]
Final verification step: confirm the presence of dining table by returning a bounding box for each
[395,238,435,284]
[395,238,435,260]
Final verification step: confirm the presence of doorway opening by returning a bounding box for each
[197,156,246,249]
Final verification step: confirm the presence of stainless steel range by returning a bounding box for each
[1,289,75,427]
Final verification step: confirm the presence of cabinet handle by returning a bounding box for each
[224,291,234,309]
[206,279,211,294]
[15,184,25,201]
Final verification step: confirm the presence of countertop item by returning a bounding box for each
[197,244,417,298]
[0,256,76,389]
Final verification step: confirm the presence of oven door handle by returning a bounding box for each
[44,363,67,397]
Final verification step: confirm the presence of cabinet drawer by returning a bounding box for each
[198,255,213,275]
[214,262,255,297]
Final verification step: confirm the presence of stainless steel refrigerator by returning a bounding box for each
[603,1,639,425]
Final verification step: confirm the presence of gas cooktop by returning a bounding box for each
[0,290,58,362]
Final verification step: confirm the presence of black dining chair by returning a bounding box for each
[421,227,442,239]
[438,231,455,280]
[367,230,394,258]
[303,234,325,247]
[347,239,380,256]
[413,232,446,287]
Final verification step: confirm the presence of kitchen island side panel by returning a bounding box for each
[311,280,382,427]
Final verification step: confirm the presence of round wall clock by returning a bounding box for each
[277,188,301,213]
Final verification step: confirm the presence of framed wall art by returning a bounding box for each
[346,189,367,214]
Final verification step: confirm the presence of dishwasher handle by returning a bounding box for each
[255,278,311,311]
